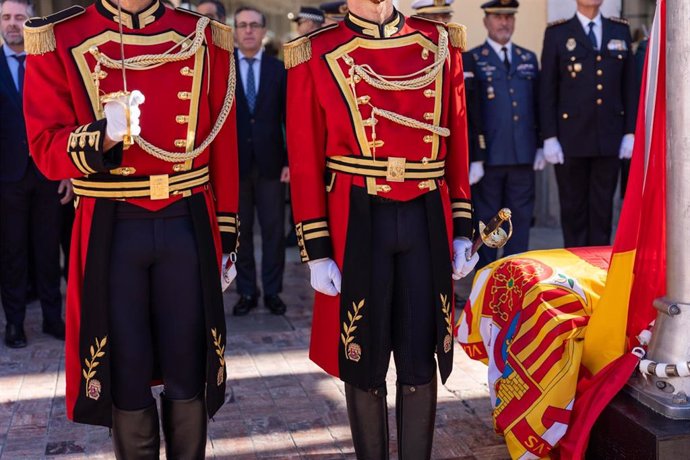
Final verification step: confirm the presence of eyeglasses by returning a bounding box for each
[236,22,264,30]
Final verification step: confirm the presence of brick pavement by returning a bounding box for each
[0,225,564,459]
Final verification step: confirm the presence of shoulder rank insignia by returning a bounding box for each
[609,17,630,25]
[175,8,233,51]
[283,23,338,70]
[24,5,85,55]
[547,18,568,28]
[447,23,467,51]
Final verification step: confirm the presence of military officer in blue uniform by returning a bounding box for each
[411,0,488,183]
[540,0,636,247]
[469,0,543,267]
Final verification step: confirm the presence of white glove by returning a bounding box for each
[452,237,479,280]
[468,161,485,185]
[533,148,546,171]
[619,134,635,159]
[307,258,342,296]
[543,137,564,165]
[220,253,237,292]
[104,90,145,142]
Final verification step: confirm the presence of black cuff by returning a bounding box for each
[217,212,239,254]
[295,218,333,263]
[67,119,122,175]
[469,134,487,163]
[451,199,473,239]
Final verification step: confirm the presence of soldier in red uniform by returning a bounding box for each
[284,0,478,458]
[23,0,238,457]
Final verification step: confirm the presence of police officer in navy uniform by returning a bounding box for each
[540,0,636,247]
[469,0,544,267]
[411,0,488,184]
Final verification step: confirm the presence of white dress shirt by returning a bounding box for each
[576,10,603,49]
[237,48,263,95]
[2,45,25,92]
[486,37,513,65]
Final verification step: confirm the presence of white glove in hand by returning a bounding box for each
[533,148,546,171]
[543,137,564,165]
[619,134,635,160]
[468,161,485,185]
[220,253,237,292]
[104,90,145,142]
[452,237,479,280]
[307,258,342,296]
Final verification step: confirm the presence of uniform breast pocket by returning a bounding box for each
[605,47,628,63]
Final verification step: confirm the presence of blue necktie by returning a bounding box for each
[244,57,256,113]
[12,54,26,97]
[588,21,598,50]
[501,46,510,71]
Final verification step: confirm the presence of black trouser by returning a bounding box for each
[555,156,620,247]
[108,201,205,411]
[0,160,62,327]
[368,197,437,387]
[236,171,286,297]
[472,164,535,268]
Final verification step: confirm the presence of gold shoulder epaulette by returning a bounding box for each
[547,18,568,28]
[609,17,630,25]
[447,23,467,50]
[283,23,338,70]
[24,5,85,55]
[175,8,233,51]
[283,36,311,70]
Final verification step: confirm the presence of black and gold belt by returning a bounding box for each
[325,156,445,182]
[72,166,209,200]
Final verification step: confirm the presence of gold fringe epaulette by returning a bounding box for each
[547,18,568,28]
[283,36,311,70]
[609,17,630,25]
[24,5,85,55]
[211,22,233,51]
[447,23,467,50]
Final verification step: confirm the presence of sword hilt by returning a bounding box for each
[471,208,513,256]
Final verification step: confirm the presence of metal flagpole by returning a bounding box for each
[627,0,690,419]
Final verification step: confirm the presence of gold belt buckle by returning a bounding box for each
[150,174,170,200]
[386,157,406,183]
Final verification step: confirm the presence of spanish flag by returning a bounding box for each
[457,1,667,457]
[558,0,667,456]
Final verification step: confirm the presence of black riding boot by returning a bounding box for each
[396,374,437,460]
[160,392,207,460]
[112,403,160,460]
[345,383,390,460]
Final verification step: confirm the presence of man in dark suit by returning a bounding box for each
[0,0,69,347]
[233,6,288,316]
[469,0,543,267]
[540,0,636,247]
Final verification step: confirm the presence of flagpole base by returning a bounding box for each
[587,391,690,459]
[626,373,690,420]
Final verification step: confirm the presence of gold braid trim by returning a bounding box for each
[284,36,311,70]
[447,23,467,51]
[211,22,234,51]
[24,24,56,55]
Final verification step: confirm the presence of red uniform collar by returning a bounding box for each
[95,0,166,30]
[344,9,405,38]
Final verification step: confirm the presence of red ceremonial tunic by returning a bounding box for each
[285,10,472,387]
[23,0,238,427]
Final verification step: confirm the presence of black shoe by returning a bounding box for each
[233,295,257,316]
[5,324,27,348]
[264,295,287,315]
[43,320,66,340]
